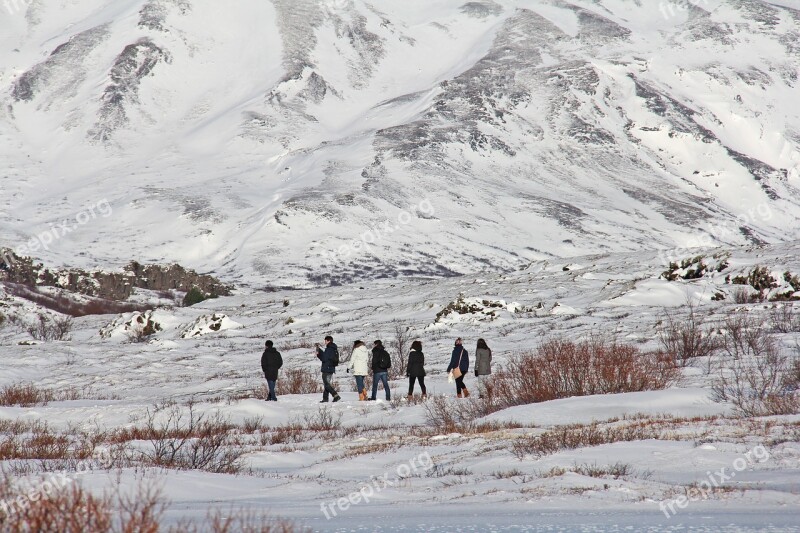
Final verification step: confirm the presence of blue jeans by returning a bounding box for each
[267,380,277,401]
[371,372,390,400]
[355,375,365,394]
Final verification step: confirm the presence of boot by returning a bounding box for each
[457,392,463,398]
[359,390,367,401]
[333,395,341,402]
[407,394,413,401]
[421,392,427,399]
[462,387,470,398]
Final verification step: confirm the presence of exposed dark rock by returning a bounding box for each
[90,38,172,142]
[0,249,232,302]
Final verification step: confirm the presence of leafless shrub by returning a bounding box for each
[720,313,774,360]
[481,337,679,414]
[135,401,244,473]
[269,423,305,445]
[299,407,342,431]
[423,395,477,433]
[16,313,73,341]
[769,303,800,333]
[511,421,664,459]
[279,338,315,350]
[276,369,322,395]
[712,349,799,416]
[712,312,800,415]
[388,321,412,380]
[732,287,762,304]
[571,461,633,479]
[657,302,720,366]
[204,508,308,533]
[0,383,54,407]
[0,476,172,533]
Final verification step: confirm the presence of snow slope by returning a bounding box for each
[2,0,800,287]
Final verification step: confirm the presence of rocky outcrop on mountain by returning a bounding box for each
[90,38,172,142]
[0,249,231,301]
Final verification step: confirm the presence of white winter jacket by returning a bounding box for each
[349,345,370,376]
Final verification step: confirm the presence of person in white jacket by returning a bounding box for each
[348,340,370,401]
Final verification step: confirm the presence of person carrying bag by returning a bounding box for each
[446,337,470,398]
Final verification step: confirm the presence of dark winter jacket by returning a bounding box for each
[261,347,283,381]
[447,346,469,374]
[406,349,426,378]
[475,347,492,376]
[317,342,339,374]
[371,346,392,373]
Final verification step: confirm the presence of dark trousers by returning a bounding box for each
[455,375,466,394]
[267,380,277,401]
[408,376,426,395]
[371,371,390,400]
[322,372,338,400]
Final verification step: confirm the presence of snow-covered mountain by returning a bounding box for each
[2,0,800,287]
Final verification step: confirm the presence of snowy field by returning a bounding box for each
[2,244,799,531]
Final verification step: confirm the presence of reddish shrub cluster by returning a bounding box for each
[511,420,666,459]
[2,282,151,317]
[483,337,680,411]
[276,369,322,395]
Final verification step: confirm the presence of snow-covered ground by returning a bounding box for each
[2,0,800,530]
[2,243,799,530]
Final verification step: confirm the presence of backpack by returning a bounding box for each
[330,346,340,366]
[377,349,392,370]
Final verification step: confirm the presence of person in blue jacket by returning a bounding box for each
[446,337,470,398]
[316,335,341,403]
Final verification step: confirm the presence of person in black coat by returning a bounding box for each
[446,337,470,397]
[406,340,427,400]
[261,340,283,401]
[369,340,391,401]
[316,335,341,402]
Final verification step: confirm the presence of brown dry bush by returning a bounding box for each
[511,421,665,459]
[0,383,54,407]
[0,472,305,532]
[712,311,800,416]
[129,401,244,474]
[770,303,800,333]
[268,423,305,445]
[482,337,679,413]
[13,313,73,341]
[423,396,478,433]
[276,369,322,395]
[181,508,307,533]
[0,476,164,533]
[298,407,342,431]
[2,282,152,317]
[657,303,720,366]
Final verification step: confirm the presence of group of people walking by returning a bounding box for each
[259,336,492,403]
